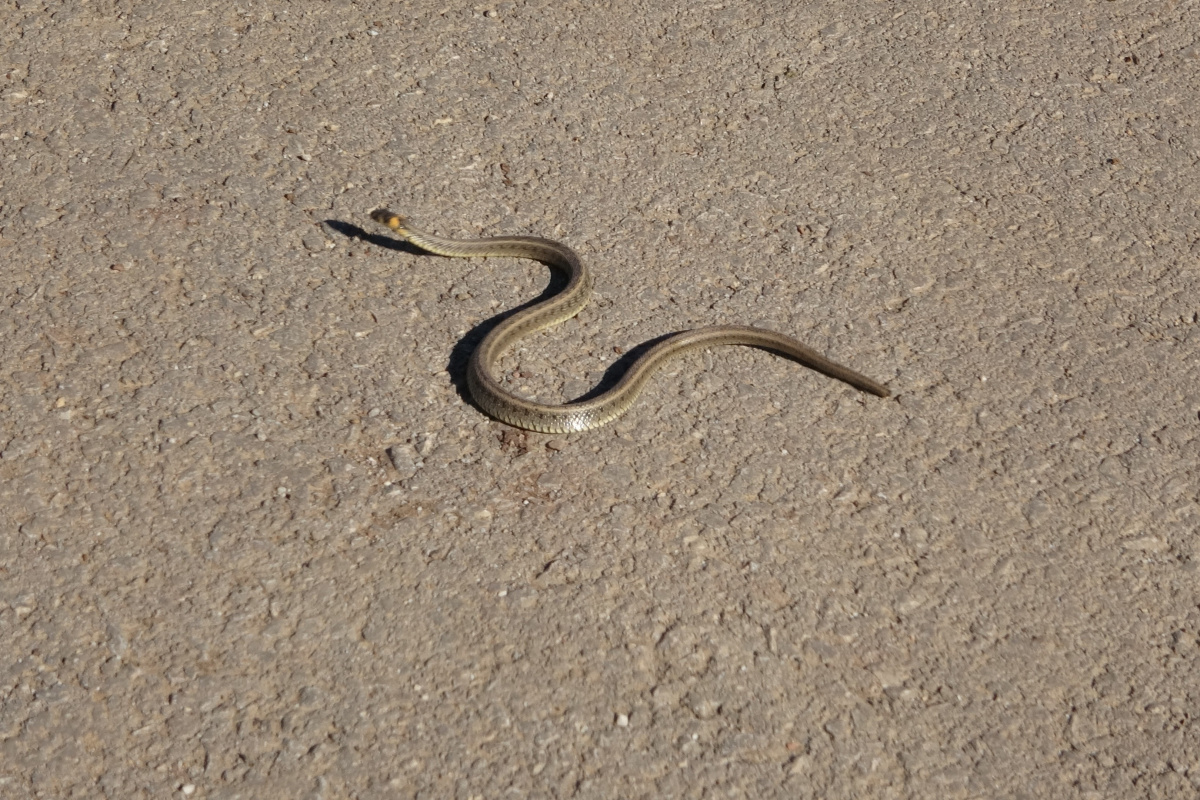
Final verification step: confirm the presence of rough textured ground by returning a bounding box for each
[2,1,1198,798]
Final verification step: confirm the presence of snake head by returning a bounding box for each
[370,208,408,233]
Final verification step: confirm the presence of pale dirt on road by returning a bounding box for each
[2,2,1198,798]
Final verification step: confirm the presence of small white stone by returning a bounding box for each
[1122,535,1169,553]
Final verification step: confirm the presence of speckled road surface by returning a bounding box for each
[2,2,1198,798]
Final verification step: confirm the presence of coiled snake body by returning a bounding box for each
[371,210,889,433]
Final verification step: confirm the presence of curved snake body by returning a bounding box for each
[371,210,889,433]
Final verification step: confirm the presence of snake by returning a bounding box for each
[370,209,890,433]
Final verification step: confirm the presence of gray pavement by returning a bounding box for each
[2,1,1198,798]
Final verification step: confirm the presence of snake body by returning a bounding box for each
[371,210,889,433]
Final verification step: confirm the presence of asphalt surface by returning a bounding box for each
[2,2,1198,798]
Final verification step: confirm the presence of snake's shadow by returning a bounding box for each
[324,219,423,256]
[324,219,668,416]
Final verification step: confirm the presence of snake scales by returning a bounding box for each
[371,210,889,433]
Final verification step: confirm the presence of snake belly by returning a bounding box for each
[370,209,890,433]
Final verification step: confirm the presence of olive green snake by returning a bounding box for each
[370,210,889,433]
